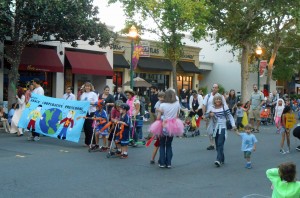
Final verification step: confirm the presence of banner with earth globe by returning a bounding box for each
[18,93,90,143]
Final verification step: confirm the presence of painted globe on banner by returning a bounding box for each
[39,108,62,134]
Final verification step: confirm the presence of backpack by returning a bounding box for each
[135,97,145,116]
[139,97,146,116]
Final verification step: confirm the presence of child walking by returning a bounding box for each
[274,99,285,133]
[234,124,257,169]
[280,106,296,154]
[266,162,300,197]
[235,102,244,130]
[150,92,165,164]
[89,100,109,152]
[116,103,131,159]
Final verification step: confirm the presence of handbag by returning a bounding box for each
[223,105,232,130]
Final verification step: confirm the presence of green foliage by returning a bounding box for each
[218,84,225,95]
[109,0,210,92]
[0,0,116,47]
[198,86,208,96]
[0,0,116,107]
[272,32,300,81]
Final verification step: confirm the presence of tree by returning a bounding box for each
[207,0,266,102]
[272,32,300,84]
[109,0,210,93]
[261,0,299,89]
[0,0,115,106]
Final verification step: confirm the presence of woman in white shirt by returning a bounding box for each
[80,82,98,146]
[207,94,236,167]
[189,90,203,133]
[150,89,184,168]
[10,87,26,136]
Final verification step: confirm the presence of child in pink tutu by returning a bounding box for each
[150,89,184,168]
[274,99,285,133]
[150,92,165,164]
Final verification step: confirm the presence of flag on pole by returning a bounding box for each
[132,45,143,70]
[259,60,268,77]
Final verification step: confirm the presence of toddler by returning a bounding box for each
[234,124,257,169]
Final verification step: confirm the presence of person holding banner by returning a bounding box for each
[29,78,44,141]
[62,87,75,100]
[80,82,98,147]
[10,87,26,136]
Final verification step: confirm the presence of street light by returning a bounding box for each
[129,25,138,89]
[256,46,263,90]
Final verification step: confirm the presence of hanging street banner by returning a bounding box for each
[259,60,268,77]
[132,45,143,70]
[18,93,90,143]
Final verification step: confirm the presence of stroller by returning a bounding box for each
[183,115,200,137]
[260,107,273,125]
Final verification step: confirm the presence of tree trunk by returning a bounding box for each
[171,60,178,95]
[6,44,22,108]
[241,43,251,103]
[266,43,280,91]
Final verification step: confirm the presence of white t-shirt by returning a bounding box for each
[63,93,76,100]
[33,86,44,95]
[80,91,98,113]
[275,106,284,117]
[159,102,181,119]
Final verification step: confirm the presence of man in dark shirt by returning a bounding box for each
[114,87,127,103]
[149,86,158,122]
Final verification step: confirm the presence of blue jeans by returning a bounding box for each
[159,135,173,166]
[215,128,226,163]
[133,115,143,141]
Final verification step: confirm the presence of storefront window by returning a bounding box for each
[113,72,123,88]
[3,71,52,100]
[138,73,169,91]
[64,68,73,89]
[177,75,192,91]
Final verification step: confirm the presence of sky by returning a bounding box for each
[95,0,126,32]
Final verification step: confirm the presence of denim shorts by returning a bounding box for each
[244,151,251,158]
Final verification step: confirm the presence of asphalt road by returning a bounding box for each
[1,121,300,198]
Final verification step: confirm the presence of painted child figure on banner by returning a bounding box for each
[57,110,75,140]
[27,105,43,141]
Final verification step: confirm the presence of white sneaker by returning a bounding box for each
[279,149,286,154]
[286,149,290,154]
[33,136,40,141]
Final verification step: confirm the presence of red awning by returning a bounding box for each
[19,47,63,72]
[65,51,113,76]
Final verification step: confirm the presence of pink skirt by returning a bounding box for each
[149,120,163,136]
[165,118,184,136]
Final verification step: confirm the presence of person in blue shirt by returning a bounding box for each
[234,124,258,169]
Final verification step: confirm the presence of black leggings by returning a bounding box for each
[83,112,95,145]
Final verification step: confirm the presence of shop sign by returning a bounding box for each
[140,41,150,57]
[150,48,160,54]
[182,54,194,59]
[112,44,125,52]
[27,65,50,72]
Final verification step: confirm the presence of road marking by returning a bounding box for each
[15,155,25,158]
[59,150,69,153]
[242,194,271,198]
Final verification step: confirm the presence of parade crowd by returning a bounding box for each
[1,79,300,197]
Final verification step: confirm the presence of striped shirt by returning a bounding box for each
[207,105,236,137]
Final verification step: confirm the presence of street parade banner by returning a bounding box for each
[18,93,90,143]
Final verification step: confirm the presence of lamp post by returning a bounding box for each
[129,25,138,89]
[256,46,263,90]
